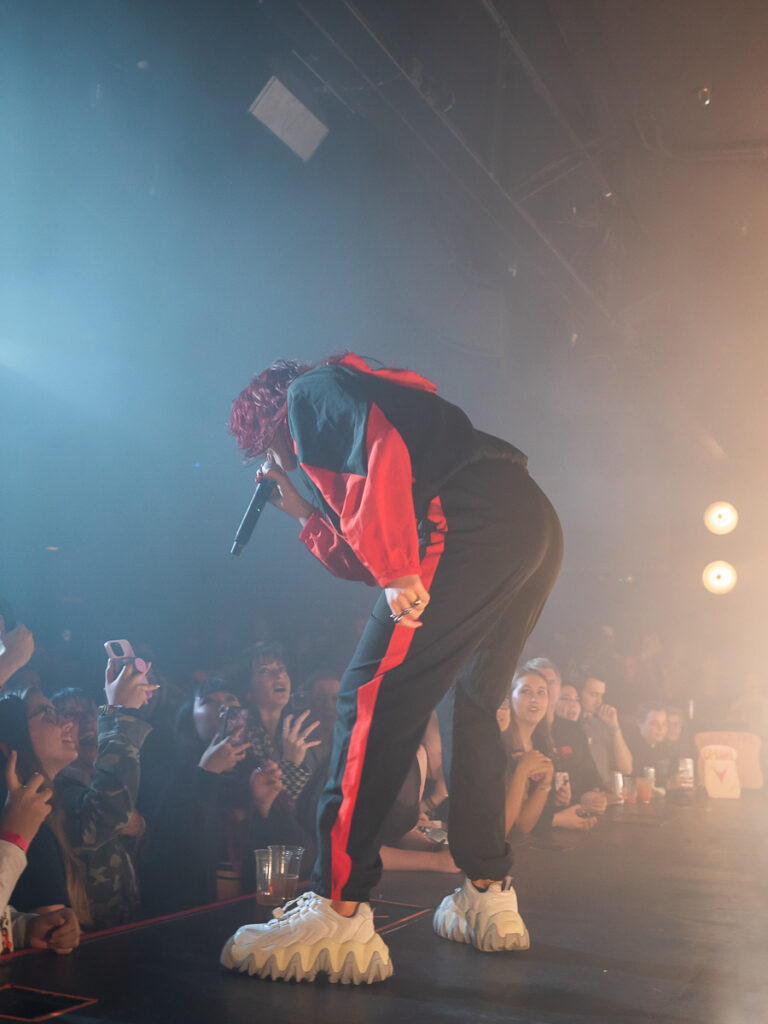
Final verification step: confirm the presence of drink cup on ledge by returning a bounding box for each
[679,758,695,789]
[255,846,306,907]
[611,771,624,801]
[636,776,653,804]
[621,777,637,804]
[254,849,280,906]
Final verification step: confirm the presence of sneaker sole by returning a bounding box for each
[220,936,393,985]
[433,908,530,952]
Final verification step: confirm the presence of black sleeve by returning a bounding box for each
[10,825,68,912]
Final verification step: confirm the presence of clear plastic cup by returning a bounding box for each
[267,845,304,905]
[621,776,637,804]
[254,849,280,906]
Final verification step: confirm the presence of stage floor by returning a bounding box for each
[4,795,766,1023]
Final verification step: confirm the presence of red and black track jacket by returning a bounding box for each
[288,353,526,588]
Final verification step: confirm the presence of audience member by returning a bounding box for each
[378,723,459,874]
[663,706,697,766]
[241,644,320,799]
[51,660,156,929]
[52,687,147,857]
[50,690,99,786]
[140,677,252,913]
[524,659,606,816]
[141,676,308,913]
[555,683,581,724]
[502,669,596,835]
[574,669,633,787]
[0,742,80,954]
[626,702,676,787]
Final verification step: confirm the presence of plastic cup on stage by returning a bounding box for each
[621,777,637,804]
[254,849,280,907]
[636,775,653,804]
[266,845,305,905]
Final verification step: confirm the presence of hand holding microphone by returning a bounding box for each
[231,455,315,555]
[259,452,315,522]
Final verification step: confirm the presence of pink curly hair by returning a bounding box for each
[228,359,313,459]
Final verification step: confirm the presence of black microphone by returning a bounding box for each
[230,478,276,556]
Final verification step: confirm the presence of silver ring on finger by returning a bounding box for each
[390,611,404,623]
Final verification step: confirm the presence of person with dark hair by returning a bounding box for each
[241,644,321,800]
[573,669,633,788]
[504,669,597,835]
[626,702,672,786]
[139,676,252,914]
[0,703,80,955]
[502,670,556,842]
[50,690,99,786]
[6,658,156,930]
[140,676,308,914]
[52,688,147,865]
[523,659,606,816]
[221,352,562,983]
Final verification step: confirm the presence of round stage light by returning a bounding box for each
[702,561,737,594]
[704,501,738,535]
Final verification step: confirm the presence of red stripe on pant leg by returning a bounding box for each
[329,497,447,899]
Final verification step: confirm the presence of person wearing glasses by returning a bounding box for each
[3,658,156,931]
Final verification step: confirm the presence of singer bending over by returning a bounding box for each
[221,352,562,984]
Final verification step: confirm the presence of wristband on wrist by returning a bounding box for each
[536,783,552,793]
[0,831,30,854]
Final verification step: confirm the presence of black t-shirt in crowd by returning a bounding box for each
[11,824,69,912]
[625,729,673,786]
[552,717,603,800]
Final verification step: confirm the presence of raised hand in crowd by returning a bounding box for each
[580,789,608,815]
[105,659,158,709]
[0,625,35,688]
[2,751,51,843]
[27,907,80,955]
[250,760,283,818]
[281,711,321,767]
[597,703,619,729]
[199,734,252,775]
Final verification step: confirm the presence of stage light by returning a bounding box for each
[704,501,738,535]
[702,561,737,594]
[248,77,329,162]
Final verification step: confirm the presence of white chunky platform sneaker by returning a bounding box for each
[220,893,393,984]
[433,877,530,951]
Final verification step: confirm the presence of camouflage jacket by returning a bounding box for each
[55,711,151,930]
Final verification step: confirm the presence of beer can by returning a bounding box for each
[678,758,695,789]
[611,771,624,799]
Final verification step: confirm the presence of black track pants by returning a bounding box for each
[312,459,563,901]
